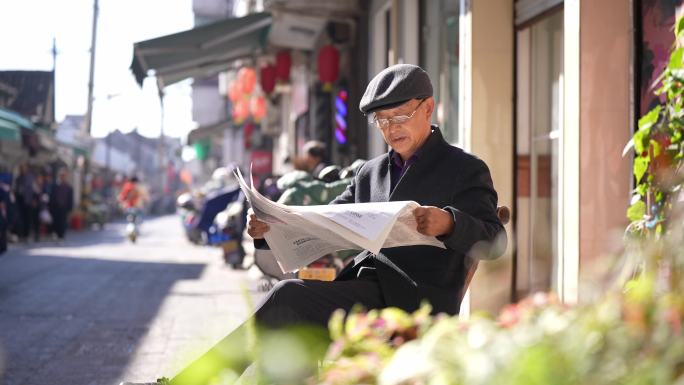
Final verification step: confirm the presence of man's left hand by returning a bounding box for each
[413,206,454,237]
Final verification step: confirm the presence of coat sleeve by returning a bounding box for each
[329,175,357,204]
[437,159,506,260]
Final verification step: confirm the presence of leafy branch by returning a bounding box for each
[626,16,684,236]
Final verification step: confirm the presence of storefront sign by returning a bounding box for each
[250,150,272,175]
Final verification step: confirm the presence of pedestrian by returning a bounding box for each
[122,64,507,385]
[0,181,9,254]
[13,164,40,242]
[49,170,74,241]
[117,176,149,213]
[42,173,55,237]
[294,140,329,179]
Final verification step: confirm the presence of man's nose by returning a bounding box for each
[386,122,402,133]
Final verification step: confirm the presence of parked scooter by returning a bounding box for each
[184,186,247,268]
[176,192,201,243]
[211,194,247,268]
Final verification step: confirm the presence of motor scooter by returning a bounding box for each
[126,209,141,243]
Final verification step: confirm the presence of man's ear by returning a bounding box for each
[424,97,435,120]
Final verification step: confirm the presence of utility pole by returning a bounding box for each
[158,90,166,198]
[51,38,57,133]
[83,0,99,136]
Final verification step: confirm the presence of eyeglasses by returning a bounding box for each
[368,98,427,129]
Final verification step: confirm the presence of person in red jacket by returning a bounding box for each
[118,176,148,210]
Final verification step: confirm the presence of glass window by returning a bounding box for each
[515,9,564,298]
[419,0,459,145]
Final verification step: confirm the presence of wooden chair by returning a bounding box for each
[458,206,511,304]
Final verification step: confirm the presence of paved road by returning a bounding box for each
[0,215,265,385]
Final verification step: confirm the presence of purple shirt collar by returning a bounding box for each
[389,149,421,192]
[388,128,435,193]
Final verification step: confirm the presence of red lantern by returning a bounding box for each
[260,64,276,95]
[318,45,340,92]
[232,98,250,124]
[275,51,291,83]
[238,67,257,95]
[250,95,267,123]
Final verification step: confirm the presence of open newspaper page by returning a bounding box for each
[294,202,445,253]
[235,169,445,273]
[236,170,358,272]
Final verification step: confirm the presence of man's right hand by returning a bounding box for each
[247,211,270,239]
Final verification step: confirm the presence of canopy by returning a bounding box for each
[131,12,272,88]
[0,107,33,142]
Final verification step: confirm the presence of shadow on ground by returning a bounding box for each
[0,252,205,385]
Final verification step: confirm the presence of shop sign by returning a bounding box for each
[251,150,272,175]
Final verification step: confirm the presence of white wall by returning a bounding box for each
[192,85,226,127]
[366,0,421,159]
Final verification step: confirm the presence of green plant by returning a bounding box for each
[316,236,684,385]
[626,16,684,236]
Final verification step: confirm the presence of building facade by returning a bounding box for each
[366,0,682,314]
[131,0,683,313]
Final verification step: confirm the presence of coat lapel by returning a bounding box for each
[371,154,393,202]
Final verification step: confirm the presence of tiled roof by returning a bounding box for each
[0,71,55,127]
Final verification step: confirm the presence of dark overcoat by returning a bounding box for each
[332,126,505,315]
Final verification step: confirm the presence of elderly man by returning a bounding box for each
[124,64,505,385]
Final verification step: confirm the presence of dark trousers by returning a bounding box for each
[17,201,39,241]
[170,277,385,385]
[52,208,69,239]
[0,219,7,254]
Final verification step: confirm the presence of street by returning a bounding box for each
[0,215,265,385]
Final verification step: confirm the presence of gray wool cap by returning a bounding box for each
[360,64,433,114]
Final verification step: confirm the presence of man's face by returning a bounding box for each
[373,98,434,160]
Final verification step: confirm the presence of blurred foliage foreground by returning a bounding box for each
[311,18,684,385]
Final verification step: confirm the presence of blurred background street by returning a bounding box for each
[0,215,264,385]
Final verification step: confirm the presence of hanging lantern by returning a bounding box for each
[275,51,291,83]
[227,80,241,102]
[260,64,276,95]
[250,95,267,123]
[318,45,340,92]
[232,98,250,124]
[238,67,257,95]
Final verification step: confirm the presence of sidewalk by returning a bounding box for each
[0,215,265,385]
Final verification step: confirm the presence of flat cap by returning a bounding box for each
[360,64,433,114]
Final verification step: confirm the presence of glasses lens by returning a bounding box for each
[390,115,410,125]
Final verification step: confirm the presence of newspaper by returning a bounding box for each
[235,169,445,273]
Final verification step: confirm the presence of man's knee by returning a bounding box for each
[270,279,306,303]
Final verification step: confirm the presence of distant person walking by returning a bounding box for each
[49,170,74,240]
[0,182,9,254]
[14,164,40,242]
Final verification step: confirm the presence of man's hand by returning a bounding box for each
[413,206,454,237]
[247,210,270,239]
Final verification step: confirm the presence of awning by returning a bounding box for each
[0,107,33,142]
[131,12,272,88]
[187,120,232,145]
